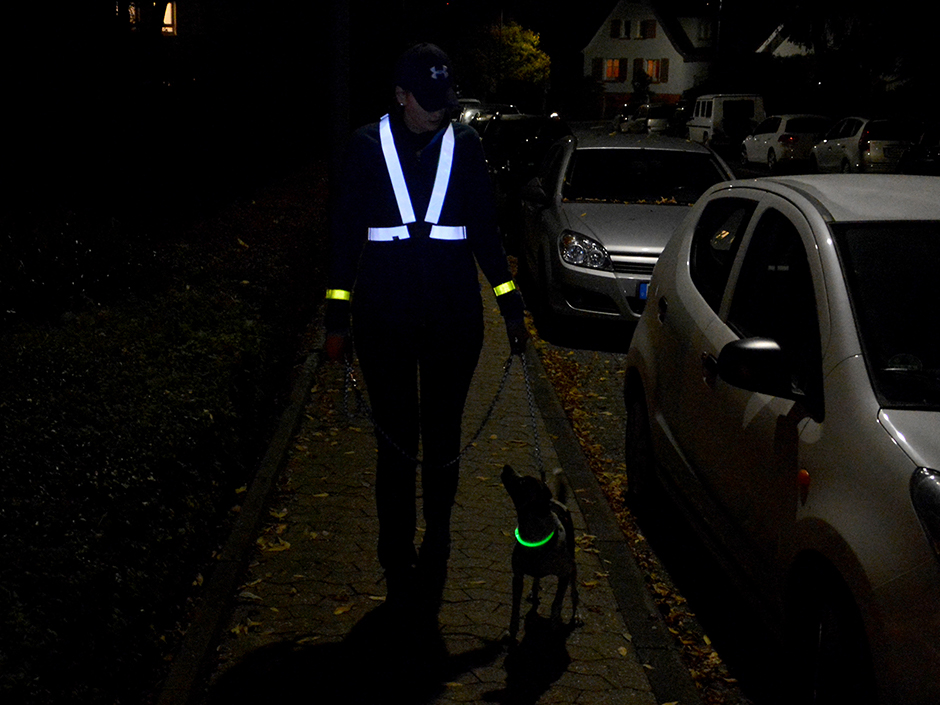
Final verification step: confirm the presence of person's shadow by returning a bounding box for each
[207,603,505,705]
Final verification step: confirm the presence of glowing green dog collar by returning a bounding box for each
[514,526,555,548]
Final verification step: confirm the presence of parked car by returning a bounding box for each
[624,174,940,704]
[810,116,917,173]
[519,130,734,325]
[476,113,572,249]
[610,103,640,133]
[686,93,765,151]
[457,98,482,124]
[899,122,940,175]
[466,103,521,129]
[618,103,677,134]
[741,114,831,171]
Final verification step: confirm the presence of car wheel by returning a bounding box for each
[785,559,878,704]
[624,373,655,502]
[840,159,853,174]
[767,150,778,173]
[809,155,820,173]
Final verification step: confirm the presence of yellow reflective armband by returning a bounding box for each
[493,281,517,297]
[325,289,352,301]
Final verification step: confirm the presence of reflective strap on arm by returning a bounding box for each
[325,289,352,301]
[493,280,517,297]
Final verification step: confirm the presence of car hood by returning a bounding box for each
[879,409,940,470]
[560,201,691,255]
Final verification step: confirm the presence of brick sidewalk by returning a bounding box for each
[169,281,696,705]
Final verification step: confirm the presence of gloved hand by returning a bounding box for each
[325,332,351,362]
[505,317,529,356]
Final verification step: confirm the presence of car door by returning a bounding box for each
[832,118,862,171]
[815,119,851,171]
[652,194,758,521]
[747,117,780,163]
[670,196,824,588]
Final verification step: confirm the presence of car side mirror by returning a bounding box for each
[522,178,551,207]
[717,338,794,399]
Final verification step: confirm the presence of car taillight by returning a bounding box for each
[778,134,798,146]
[859,129,872,154]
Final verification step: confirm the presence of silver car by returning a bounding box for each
[810,116,916,173]
[519,130,734,325]
[624,174,940,704]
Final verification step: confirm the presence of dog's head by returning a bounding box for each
[501,464,552,517]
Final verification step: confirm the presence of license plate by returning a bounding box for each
[639,283,649,300]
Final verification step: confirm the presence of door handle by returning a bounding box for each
[657,295,668,323]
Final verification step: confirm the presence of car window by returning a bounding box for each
[563,148,728,205]
[690,197,758,313]
[833,221,940,410]
[823,120,845,140]
[728,208,822,402]
[538,141,567,186]
[841,119,862,138]
[785,117,830,134]
[754,118,780,135]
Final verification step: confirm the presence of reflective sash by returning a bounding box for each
[371,114,465,242]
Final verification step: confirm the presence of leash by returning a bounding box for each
[341,351,544,477]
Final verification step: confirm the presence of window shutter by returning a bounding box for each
[620,58,630,82]
[592,58,603,80]
[660,58,669,83]
[610,19,621,38]
[633,58,644,82]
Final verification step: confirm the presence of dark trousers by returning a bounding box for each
[355,314,484,573]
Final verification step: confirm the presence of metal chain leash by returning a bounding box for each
[341,351,544,476]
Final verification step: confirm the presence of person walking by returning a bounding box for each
[324,43,527,608]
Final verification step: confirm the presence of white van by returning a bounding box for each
[686,93,765,149]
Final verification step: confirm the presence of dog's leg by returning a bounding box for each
[529,577,541,608]
[550,575,568,627]
[570,577,581,626]
[509,571,523,641]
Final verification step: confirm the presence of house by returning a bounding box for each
[582,0,715,117]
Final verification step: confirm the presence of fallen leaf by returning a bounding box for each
[334,604,352,615]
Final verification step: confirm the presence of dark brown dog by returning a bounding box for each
[501,464,579,642]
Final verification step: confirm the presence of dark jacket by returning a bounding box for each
[327,110,523,334]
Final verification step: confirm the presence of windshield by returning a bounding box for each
[833,222,940,409]
[563,148,728,205]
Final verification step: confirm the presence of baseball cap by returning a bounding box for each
[394,43,459,113]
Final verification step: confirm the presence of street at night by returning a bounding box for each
[4,1,940,703]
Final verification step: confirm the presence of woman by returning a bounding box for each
[325,43,527,607]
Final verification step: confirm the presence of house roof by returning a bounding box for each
[584,0,715,63]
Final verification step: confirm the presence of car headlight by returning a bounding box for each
[559,231,612,270]
[910,468,940,560]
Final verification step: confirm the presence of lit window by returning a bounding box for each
[646,59,660,82]
[606,59,621,81]
[161,2,177,36]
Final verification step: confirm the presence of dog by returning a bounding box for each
[500,464,579,642]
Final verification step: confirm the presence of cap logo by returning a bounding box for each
[430,65,449,81]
